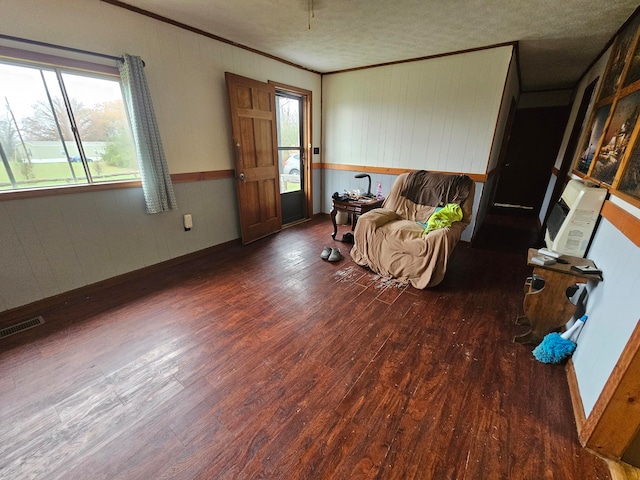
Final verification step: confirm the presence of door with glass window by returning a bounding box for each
[276,92,306,224]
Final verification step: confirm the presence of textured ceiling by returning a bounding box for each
[119,0,639,91]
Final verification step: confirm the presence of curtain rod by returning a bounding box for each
[0,33,128,64]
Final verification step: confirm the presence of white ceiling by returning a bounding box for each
[121,0,639,91]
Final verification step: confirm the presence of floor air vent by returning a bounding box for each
[0,316,45,339]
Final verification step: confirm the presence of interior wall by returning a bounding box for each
[322,46,512,174]
[321,45,513,241]
[538,51,611,225]
[0,0,322,313]
[518,90,573,109]
[474,51,521,233]
[4,0,322,174]
[547,44,640,418]
[487,52,521,174]
[574,200,640,416]
[0,180,239,311]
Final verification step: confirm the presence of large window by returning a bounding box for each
[0,59,139,192]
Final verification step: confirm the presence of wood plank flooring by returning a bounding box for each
[0,216,610,479]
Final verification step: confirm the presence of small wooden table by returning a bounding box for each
[514,248,603,344]
[331,197,384,240]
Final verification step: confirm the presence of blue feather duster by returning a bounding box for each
[533,333,576,363]
[533,315,587,364]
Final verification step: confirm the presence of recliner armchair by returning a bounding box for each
[350,171,475,288]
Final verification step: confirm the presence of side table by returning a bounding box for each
[514,248,602,344]
[331,197,384,240]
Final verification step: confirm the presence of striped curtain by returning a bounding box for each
[119,54,177,213]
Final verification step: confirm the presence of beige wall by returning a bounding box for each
[0,0,322,312]
[546,43,640,418]
[474,50,520,232]
[322,46,513,174]
[321,45,514,241]
[2,0,322,175]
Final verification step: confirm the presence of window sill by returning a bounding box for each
[0,180,142,202]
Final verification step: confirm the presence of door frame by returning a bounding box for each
[492,104,571,215]
[269,81,313,219]
[542,77,599,230]
[487,97,517,210]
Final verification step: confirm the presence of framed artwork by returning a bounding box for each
[599,15,640,101]
[574,12,640,204]
[623,33,640,89]
[576,103,612,174]
[619,138,640,198]
[591,89,640,185]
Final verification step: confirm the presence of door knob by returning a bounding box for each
[238,172,245,180]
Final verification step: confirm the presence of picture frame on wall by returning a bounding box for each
[598,15,640,102]
[619,138,640,199]
[591,89,640,185]
[623,33,640,89]
[576,103,612,174]
[571,12,640,206]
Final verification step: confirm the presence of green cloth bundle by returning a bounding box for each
[419,203,463,234]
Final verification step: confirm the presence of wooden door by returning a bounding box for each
[493,106,570,215]
[225,72,282,244]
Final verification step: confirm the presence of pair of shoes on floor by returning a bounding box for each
[321,246,342,262]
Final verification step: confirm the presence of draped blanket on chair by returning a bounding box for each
[350,171,474,289]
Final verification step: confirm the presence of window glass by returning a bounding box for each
[276,95,300,148]
[276,94,302,194]
[0,60,138,192]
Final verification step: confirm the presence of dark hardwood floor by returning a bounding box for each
[0,215,610,479]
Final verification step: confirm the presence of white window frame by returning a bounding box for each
[0,45,142,200]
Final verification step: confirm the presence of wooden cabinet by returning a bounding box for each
[515,248,602,344]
